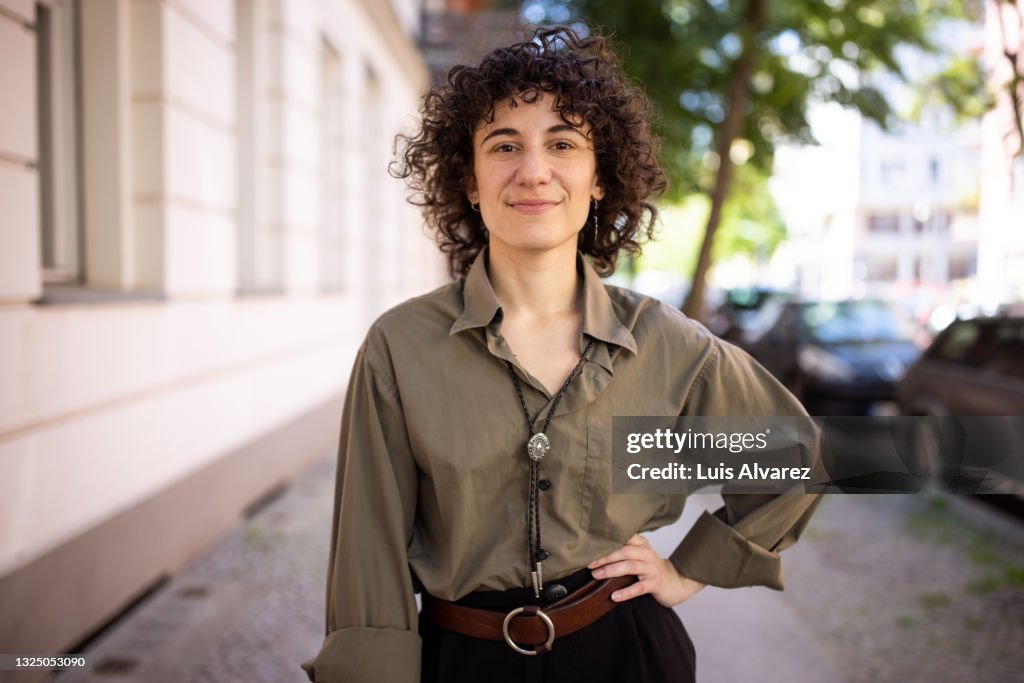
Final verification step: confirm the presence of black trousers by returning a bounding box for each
[420,570,697,683]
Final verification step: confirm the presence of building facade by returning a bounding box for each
[771,22,987,321]
[0,0,442,661]
[854,96,982,308]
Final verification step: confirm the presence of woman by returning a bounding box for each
[302,26,819,683]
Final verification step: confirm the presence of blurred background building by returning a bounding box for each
[0,0,444,661]
[771,23,985,314]
[771,6,1022,323]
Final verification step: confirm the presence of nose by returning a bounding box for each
[515,147,551,187]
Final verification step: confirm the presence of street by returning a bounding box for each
[52,456,1024,683]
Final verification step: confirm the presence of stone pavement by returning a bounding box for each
[48,454,1024,683]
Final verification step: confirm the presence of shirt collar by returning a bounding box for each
[449,249,503,336]
[449,249,638,357]
[579,253,638,356]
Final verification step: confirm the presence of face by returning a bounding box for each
[468,94,604,260]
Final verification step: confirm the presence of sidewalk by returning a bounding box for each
[650,500,843,683]
[51,454,1024,682]
[54,457,334,683]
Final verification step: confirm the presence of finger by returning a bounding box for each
[587,547,626,569]
[592,558,646,578]
[592,550,666,579]
[610,579,650,603]
[588,535,649,567]
[588,545,654,570]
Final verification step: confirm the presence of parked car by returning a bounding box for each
[743,299,922,415]
[897,315,1024,496]
[707,287,791,346]
[899,315,1024,416]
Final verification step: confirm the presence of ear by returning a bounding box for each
[465,172,478,204]
[592,184,606,201]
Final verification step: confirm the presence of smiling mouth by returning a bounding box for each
[509,200,560,213]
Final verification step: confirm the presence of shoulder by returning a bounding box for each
[604,284,797,413]
[375,280,463,335]
[605,284,720,357]
[359,279,465,365]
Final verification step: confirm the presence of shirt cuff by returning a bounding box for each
[669,509,784,590]
[301,626,422,683]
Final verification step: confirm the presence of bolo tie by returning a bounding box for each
[505,338,595,599]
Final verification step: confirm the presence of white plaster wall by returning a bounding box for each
[175,0,234,41]
[0,298,363,576]
[389,0,421,36]
[129,0,238,297]
[0,0,33,24]
[0,0,440,583]
[0,166,41,300]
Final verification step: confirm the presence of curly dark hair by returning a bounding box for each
[390,25,667,278]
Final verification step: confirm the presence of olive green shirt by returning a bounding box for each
[302,250,821,682]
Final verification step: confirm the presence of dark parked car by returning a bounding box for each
[707,287,791,346]
[898,315,1024,417]
[897,315,1024,497]
[742,300,922,415]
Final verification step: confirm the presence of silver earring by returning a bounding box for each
[592,199,599,235]
[470,201,480,212]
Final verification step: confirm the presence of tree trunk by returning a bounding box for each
[996,0,1024,160]
[682,0,765,321]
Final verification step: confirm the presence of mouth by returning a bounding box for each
[508,199,560,214]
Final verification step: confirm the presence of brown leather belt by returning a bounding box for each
[422,574,636,655]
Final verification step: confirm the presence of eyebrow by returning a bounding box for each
[480,123,586,144]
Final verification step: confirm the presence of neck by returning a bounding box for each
[487,245,581,321]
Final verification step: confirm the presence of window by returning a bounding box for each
[932,320,982,365]
[867,213,900,234]
[912,211,950,235]
[36,0,82,284]
[863,254,898,281]
[948,253,976,280]
[879,160,905,188]
[982,321,1024,379]
[320,38,344,292]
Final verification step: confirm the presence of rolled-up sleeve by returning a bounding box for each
[669,338,822,590]
[301,335,421,682]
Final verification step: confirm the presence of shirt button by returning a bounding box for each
[538,479,552,491]
[535,548,549,562]
[543,583,568,602]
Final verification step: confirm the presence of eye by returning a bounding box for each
[492,142,518,153]
[551,140,575,151]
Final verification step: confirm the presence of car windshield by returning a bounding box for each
[800,301,907,344]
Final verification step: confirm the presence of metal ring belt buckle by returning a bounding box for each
[502,606,556,655]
